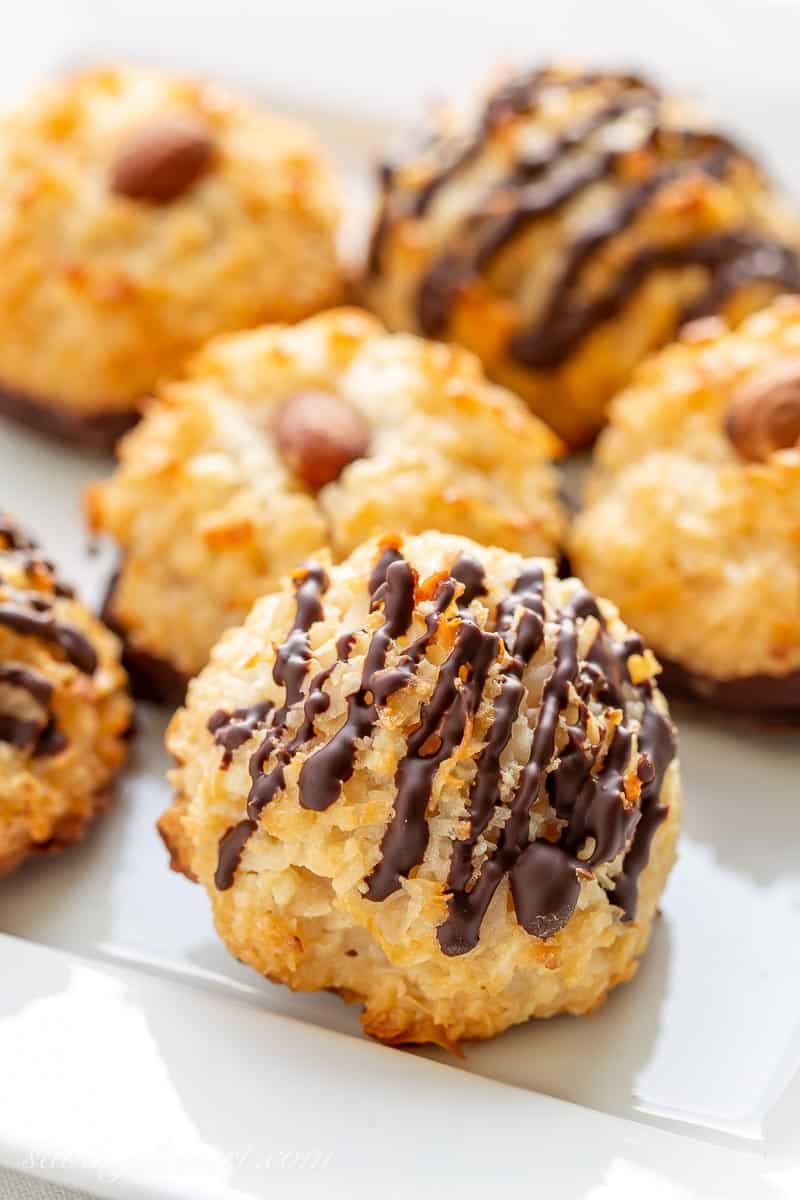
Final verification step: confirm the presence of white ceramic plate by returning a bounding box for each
[1,3,799,1196]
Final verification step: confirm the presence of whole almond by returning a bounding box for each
[273,391,371,490]
[726,357,800,462]
[111,117,215,204]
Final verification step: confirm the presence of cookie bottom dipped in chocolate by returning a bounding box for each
[101,571,189,705]
[658,658,800,717]
[116,638,189,707]
[0,382,138,450]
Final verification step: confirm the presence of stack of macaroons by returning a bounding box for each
[162,532,680,1047]
[0,516,132,875]
[572,297,800,713]
[87,307,565,701]
[362,64,800,446]
[0,64,341,446]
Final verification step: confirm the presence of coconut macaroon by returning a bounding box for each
[161,531,680,1047]
[362,63,800,447]
[0,517,132,876]
[87,308,565,702]
[571,297,800,714]
[0,63,341,447]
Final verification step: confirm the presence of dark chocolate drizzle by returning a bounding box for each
[0,601,97,675]
[214,565,329,891]
[368,69,656,276]
[610,703,674,918]
[298,558,417,812]
[213,545,677,954]
[450,554,488,609]
[436,585,676,955]
[215,819,257,893]
[436,588,594,954]
[0,523,95,758]
[0,714,41,750]
[370,67,800,369]
[366,620,499,900]
[367,544,405,596]
[510,229,800,369]
[0,661,52,706]
[680,236,800,324]
[0,661,60,754]
[444,568,546,911]
[208,701,274,768]
[247,633,355,823]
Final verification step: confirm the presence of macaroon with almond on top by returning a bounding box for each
[87,308,565,701]
[571,296,800,713]
[0,63,342,446]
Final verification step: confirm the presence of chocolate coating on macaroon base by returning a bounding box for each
[0,382,138,450]
[101,571,189,705]
[657,657,800,717]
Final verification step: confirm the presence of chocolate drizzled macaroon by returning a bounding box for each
[87,308,564,702]
[571,297,800,714]
[161,531,680,1047]
[0,64,341,447]
[0,517,132,875]
[362,64,800,446]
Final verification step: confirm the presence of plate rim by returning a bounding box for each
[2,931,795,1200]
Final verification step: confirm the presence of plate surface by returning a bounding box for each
[1,3,799,1196]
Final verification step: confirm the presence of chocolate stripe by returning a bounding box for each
[0,662,52,705]
[215,819,257,891]
[366,621,499,901]
[437,585,675,955]
[610,704,674,917]
[299,558,417,812]
[368,544,405,596]
[368,69,657,278]
[511,229,800,368]
[246,634,355,822]
[383,65,800,370]
[214,564,329,890]
[682,237,800,323]
[446,568,546,897]
[209,701,274,768]
[418,143,741,348]
[450,554,488,609]
[0,601,97,674]
[0,661,64,756]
